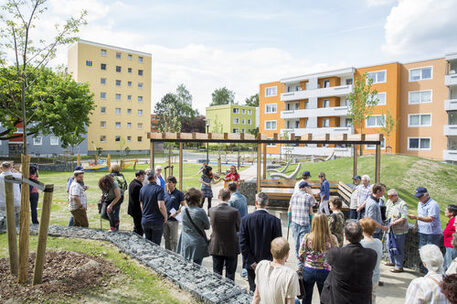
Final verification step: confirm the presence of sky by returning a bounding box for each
[6,0,457,114]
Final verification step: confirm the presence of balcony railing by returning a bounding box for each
[281,146,351,157]
[280,127,352,136]
[445,74,457,86]
[443,150,457,161]
[280,106,348,119]
[281,84,353,101]
[445,99,457,111]
[444,125,457,136]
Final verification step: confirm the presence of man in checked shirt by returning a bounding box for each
[357,175,371,219]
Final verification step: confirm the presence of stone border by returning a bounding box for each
[1,223,252,304]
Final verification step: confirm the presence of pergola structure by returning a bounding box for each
[147,132,384,192]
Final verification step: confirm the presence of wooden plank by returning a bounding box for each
[149,132,162,139]
[180,133,193,140]
[347,134,362,141]
[375,141,381,183]
[227,133,241,140]
[163,132,178,139]
[207,133,212,140]
[263,144,267,179]
[353,144,357,177]
[244,134,256,140]
[257,143,261,193]
[224,133,228,140]
[273,133,278,140]
[307,133,313,141]
[211,133,224,140]
[365,134,381,141]
[179,143,183,191]
[194,132,207,140]
[18,154,31,283]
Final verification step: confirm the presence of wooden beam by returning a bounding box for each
[150,141,154,169]
[257,143,261,193]
[263,143,267,179]
[4,176,18,276]
[18,154,31,283]
[353,144,357,178]
[375,135,383,183]
[179,143,183,191]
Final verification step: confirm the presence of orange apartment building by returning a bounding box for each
[259,52,457,163]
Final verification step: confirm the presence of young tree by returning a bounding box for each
[176,83,192,106]
[347,72,379,155]
[245,93,259,107]
[210,87,235,106]
[380,110,397,153]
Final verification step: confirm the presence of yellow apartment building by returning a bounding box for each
[68,40,152,154]
[259,52,457,163]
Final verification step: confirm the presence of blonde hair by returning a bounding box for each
[306,213,335,252]
[110,164,121,173]
[270,237,290,260]
[359,217,377,236]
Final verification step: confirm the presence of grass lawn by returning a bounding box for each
[0,234,198,303]
[281,154,457,229]
[37,162,232,230]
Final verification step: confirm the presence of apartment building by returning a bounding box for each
[68,40,152,154]
[259,53,456,163]
[205,104,257,134]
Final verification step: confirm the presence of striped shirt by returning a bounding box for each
[289,191,313,226]
[405,273,449,304]
[358,184,371,207]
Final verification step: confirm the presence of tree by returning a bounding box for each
[347,72,379,156]
[210,87,235,106]
[245,93,259,107]
[176,83,192,106]
[380,110,397,153]
[0,67,95,143]
[181,115,205,133]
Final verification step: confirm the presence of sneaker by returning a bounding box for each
[384,262,395,266]
[378,281,384,286]
[241,268,247,277]
[391,268,404,273]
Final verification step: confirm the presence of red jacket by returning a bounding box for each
[443,216,456,248]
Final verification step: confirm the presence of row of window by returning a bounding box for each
[100,92,143,102]
[99,107,143,116]
[100,78,144,88]
[232,128,252,133]
[100,135,143,143]
[233,118,252,125]
[99,49,144,63]
[96,63,144,75]
[232,108,253,115]
[100,121,143,129]
[32,136,59,146]
[366,114,431,128]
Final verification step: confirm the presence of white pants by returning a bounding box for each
[319,200,330,215]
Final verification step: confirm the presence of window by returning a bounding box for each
[322,119,329,127]
[116,66,121,72]
[248,119,251,125]
[346,78,353,85]
[100,135,106,142]
[242,109,246,114]
[248,110,251,115]
[138,69,143,76]
[115,94,121,101]
[375,92,386,105]
[127,108,132,114]
[267,137,276,147]
[408,138,431,150]
[33,136,42,146]
[128,67,132,73]
[409,90,432,104]
[115,122,121,128]
[265,104,277,113]
[128,81,132,87]
[127,122,132,128]
[137,136,143,142]
[100,78,106,85]
[366,138,385,150]
[86,60,92,67]
[101,49,107,56]
[100,92,106,99]
[233,118,239,124]
[138,82,143,89]
[366,115,384,128]
[138,96,143,102]
[100,106,106,113]
[137,123,143,129]
[409,67,432,81]
[265,120,277,130]
[367,70,386,84]
[233,108,239,114]
[265,86,277,97]
[323,80,330,88]
[322,99,330,108]
[241,129,245,133]
[50,136,59,146]
[232,128,239,133]
[241,119,245,124]
[116,80,121,86]
[127,136,131,142]
[345,118,353,127]
[115,52,121,59]
[100,121,106,128]
[115,108,121,115]
[138,109,143,116]
[408,114,431,127]
[115,136,121,142]
[128,54,132,60]
[101,63,106,70]
[138,56,143,63]
[127,95,132,101]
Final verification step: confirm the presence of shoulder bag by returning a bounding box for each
[185,208,209,244]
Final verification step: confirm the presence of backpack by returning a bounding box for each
[112,174,127,193]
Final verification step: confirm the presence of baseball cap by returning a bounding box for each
[302,171,311,178]
[353,175,361,180]
[73,170,84,176]
[74,165,84,171]
[299,181,309,189]
[415,187,428,198]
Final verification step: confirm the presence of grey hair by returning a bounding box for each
[146,169,156,182]
[362,175,370,182]
[420,244,444,273]
[388,189,398,196]
[344,220,363,244]
[256,192,269,207]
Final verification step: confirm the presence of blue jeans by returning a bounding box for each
[444,247,457,271]
[389,233,406,269]
[291,222,310,268]
[143,221,164,245]
[349,209,358,220]
[301,267,329,304]
[108,202,121,231]
[418,233,442,273]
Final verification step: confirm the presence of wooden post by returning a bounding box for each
[263,143,267,179]
[107,154,111,169]
[257,143,261,193]
[150,141,154,169]
[18,153,30,284]
[33,184,54,285]
[4,175,18,276]
[77,153,81,166]
[179,143,183,191]
[375,143,381,183]
[353,144,358,178]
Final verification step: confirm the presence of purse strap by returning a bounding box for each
[185,208,208,242]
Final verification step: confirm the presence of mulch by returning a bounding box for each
[0,251,119,303]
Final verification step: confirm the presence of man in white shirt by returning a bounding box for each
[0,162,22,224]
[349,176,361,219]
[294,171,311,195]
[68,170,88,227]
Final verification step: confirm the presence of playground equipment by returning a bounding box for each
[120,159,137,171]
[267,158,293,174]
[84,154,111,172]
[270,162,302,180]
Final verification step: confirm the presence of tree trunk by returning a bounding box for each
[359,125,363,156]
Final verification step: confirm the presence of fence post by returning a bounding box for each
[18,154,31,284]
[4,175,18,276]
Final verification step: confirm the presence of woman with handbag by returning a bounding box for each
[298,213,338,304]
[177,188,210,266]
[98,175,122,232]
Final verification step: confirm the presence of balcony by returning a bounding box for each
[281,85,353,101]
[445,74,457,86]
[443,150,457,161]
[281,146,351,157]
[444,125,457,136]
[280,127,352,136]
[280,106,348,119]
[445,99,457,111]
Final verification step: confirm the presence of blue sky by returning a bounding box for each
[37,0,457,112]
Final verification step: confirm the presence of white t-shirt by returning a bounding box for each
[255,260,300,304]
[350,184,360,209]
[0,171,22,209]
[68,181,87,211]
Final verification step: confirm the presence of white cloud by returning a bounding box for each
[382,0,457,55]
[366,0,396,7]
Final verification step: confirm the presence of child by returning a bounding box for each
[200,166,221,211]
[328,198,345,247]
[444,204,457,271]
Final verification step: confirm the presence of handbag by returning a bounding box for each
[185,208,209,244]
[100,196,113,221]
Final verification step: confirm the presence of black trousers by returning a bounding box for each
[247,268,256,292]
[30,192,39,224]
[212,255,238,281]
[131,213,143,236]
